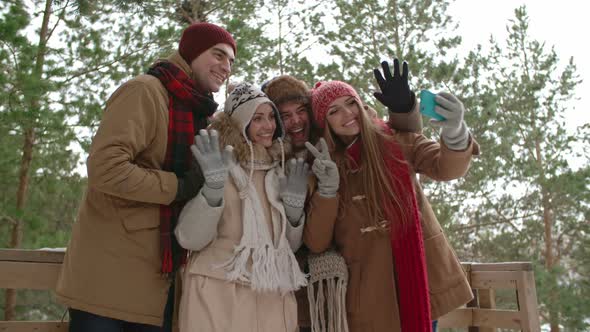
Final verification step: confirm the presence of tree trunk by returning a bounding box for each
[3,0,52,321]
[390,0,402,56]
[190,0,206,22]
[536,131,559,331]
[277,0,284,75]
[542,185,560,332]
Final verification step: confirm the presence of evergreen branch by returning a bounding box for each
[556,227,582,264]
[538,309,549,322]
[60,42,160,84]
[62,123,99,129]
[449,219,532,232]
[301,0,328,13]
[178,2,196,24]
[202,2,231,18]
[292,37,321,58]
[390,0,402,54]
[544,148,563,167]
[0,154,23,169]
[7,88,25,115]
[442,81,455,95]
[0,40,21,72]
[368,3,379,61]
[45,0,70,44]
[279,0,328,34]
[0,215,18,226]
[482,193,526,236]
[52,0,72,13]
[501,103,537,162]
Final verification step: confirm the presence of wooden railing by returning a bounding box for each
[1,249,541,331]
[0,249,68,332]
[438,262,541,331]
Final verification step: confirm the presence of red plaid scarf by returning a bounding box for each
[148,61,217,274]
[346,123,431,331]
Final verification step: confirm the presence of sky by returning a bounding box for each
[449,0,590,128]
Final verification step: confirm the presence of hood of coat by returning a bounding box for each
[210,112,292,168]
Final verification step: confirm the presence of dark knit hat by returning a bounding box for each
[311,80,362,129]
[262,75,310,107]
[178,22,237,65]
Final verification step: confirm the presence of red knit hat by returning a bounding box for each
[178,22,237,65]
[311,80,362,129]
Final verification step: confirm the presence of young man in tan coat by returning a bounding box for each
[56,23,236,331]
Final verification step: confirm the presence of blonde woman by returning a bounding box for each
[303,79,479,331]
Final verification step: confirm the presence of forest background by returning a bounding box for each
[1,0,588,331]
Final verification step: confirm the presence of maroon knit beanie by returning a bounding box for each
[311,80,362,129]
[178,22,237,65]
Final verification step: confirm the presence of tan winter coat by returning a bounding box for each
[174,111,304,275]
[303,132,479,332]
[295,104,425,328]
[175,112,303,332]
[56,52,197,326]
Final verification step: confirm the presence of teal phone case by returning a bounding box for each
[419,90,445,121]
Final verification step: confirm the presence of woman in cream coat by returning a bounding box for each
[174,83,308,332]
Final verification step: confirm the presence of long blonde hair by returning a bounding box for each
[323,98,410,229]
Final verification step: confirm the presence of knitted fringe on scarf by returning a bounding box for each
[218,244,307,294]
[308,277,348,332]
[307,250,349,332]
[216,163,307,294]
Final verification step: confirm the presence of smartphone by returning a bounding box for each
[419,90,445,121]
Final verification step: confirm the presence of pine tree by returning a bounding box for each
[260,0,325,85]
[312,0,462,115]
[439,7,589,330]
[0,0,178,320]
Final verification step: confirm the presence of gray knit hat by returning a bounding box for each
[224,83,284,141]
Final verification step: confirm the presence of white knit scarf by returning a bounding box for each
[216,154,307,294]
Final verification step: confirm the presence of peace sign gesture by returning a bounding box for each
[305,138,339,198]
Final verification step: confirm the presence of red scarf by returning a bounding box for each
[147,61,217,274]
[346,124,432,331]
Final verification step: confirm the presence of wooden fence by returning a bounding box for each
[438,262,541,331]
[0,249,67,332]
[0,249,541,331]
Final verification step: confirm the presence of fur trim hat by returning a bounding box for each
[262,75,311,108]
[224,83,284,141]
[178,22,236,65]
[311,80,362,129]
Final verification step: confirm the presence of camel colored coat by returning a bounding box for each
[175,113,304,332]
[56,52,197,326]
[304,132,479,332]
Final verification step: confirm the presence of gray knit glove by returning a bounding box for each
[190,129,235,207]
[431,92,470,150]
[279,158,310,226]
[305,138,339,198]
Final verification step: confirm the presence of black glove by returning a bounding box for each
[373,59,416,113]
[174,161,205,202]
